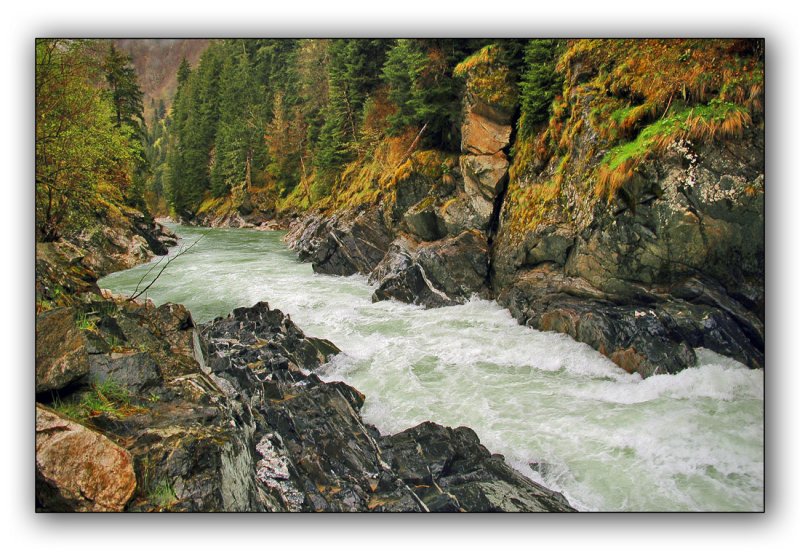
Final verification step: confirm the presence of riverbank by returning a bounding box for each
[36,220,576,512]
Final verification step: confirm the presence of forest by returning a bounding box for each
[158,39,570,220]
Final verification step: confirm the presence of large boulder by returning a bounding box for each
[36,404,136,511]
[287,207,393,276]
[371,231,490,308]
[36,307,91,393]
[381,422,575,512]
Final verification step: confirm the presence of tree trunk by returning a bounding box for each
[299,155,312,201]
[245,152,252,190]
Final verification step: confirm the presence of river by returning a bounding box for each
[98,223,764,511]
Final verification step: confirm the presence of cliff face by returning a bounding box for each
[494,40,764,375]
[287,40,765,376]
[287,46,517,308]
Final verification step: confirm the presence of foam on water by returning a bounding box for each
[99,224,764,511]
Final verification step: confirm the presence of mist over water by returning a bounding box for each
[99,224,764,511]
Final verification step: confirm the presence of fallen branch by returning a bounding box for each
[396,121,429,170]
[128,253,168,301]
[127,235,204,302]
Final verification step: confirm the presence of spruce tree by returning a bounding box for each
[518,40,564,137]
[103,44,145,130]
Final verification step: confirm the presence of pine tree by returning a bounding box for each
[103,44,145,131]
[382,39,427,135]
[381,39,470,150]
[518,40,564,137]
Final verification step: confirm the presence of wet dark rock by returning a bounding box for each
[381,422,575,512]
[286,207,393,276]
[371,231,490,308]
[200,301,340,373]
[88,352,161,393]
[37,294,575,512]
[497,264,764,375]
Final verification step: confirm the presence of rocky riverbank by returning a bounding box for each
[36,205,177,310]
[36,293,575,511]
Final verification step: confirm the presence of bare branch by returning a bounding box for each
[126,235,204,302]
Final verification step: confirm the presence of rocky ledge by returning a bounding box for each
[36,208,177,309]
[36,297,574,512]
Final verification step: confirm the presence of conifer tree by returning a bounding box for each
[518,40,564,137]
[211,43,263,197]
[165,44,223,216]
[103,44,145,131]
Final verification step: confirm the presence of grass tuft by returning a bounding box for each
[52,378,145,421]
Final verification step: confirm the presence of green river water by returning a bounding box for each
[99,223,764,511]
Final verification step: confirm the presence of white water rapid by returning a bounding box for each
[99,224,764,511]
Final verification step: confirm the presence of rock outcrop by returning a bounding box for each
[381,421,572,512]
[286,207,393,276]
[35,297,574,512]
[286,51,515,310]
[370,231,490,308]
[492,41,764,375]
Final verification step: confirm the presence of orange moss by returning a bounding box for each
[505,39,763,239]
[454,44,517,112]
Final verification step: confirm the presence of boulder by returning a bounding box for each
[36,307,90,393]
[380,422,575,512]
[263,380,424,512]
[287,207,393,276]
[371,231,490,308]
[370,240,456,308]
[36,404,136,512]
[200,301,340,375]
